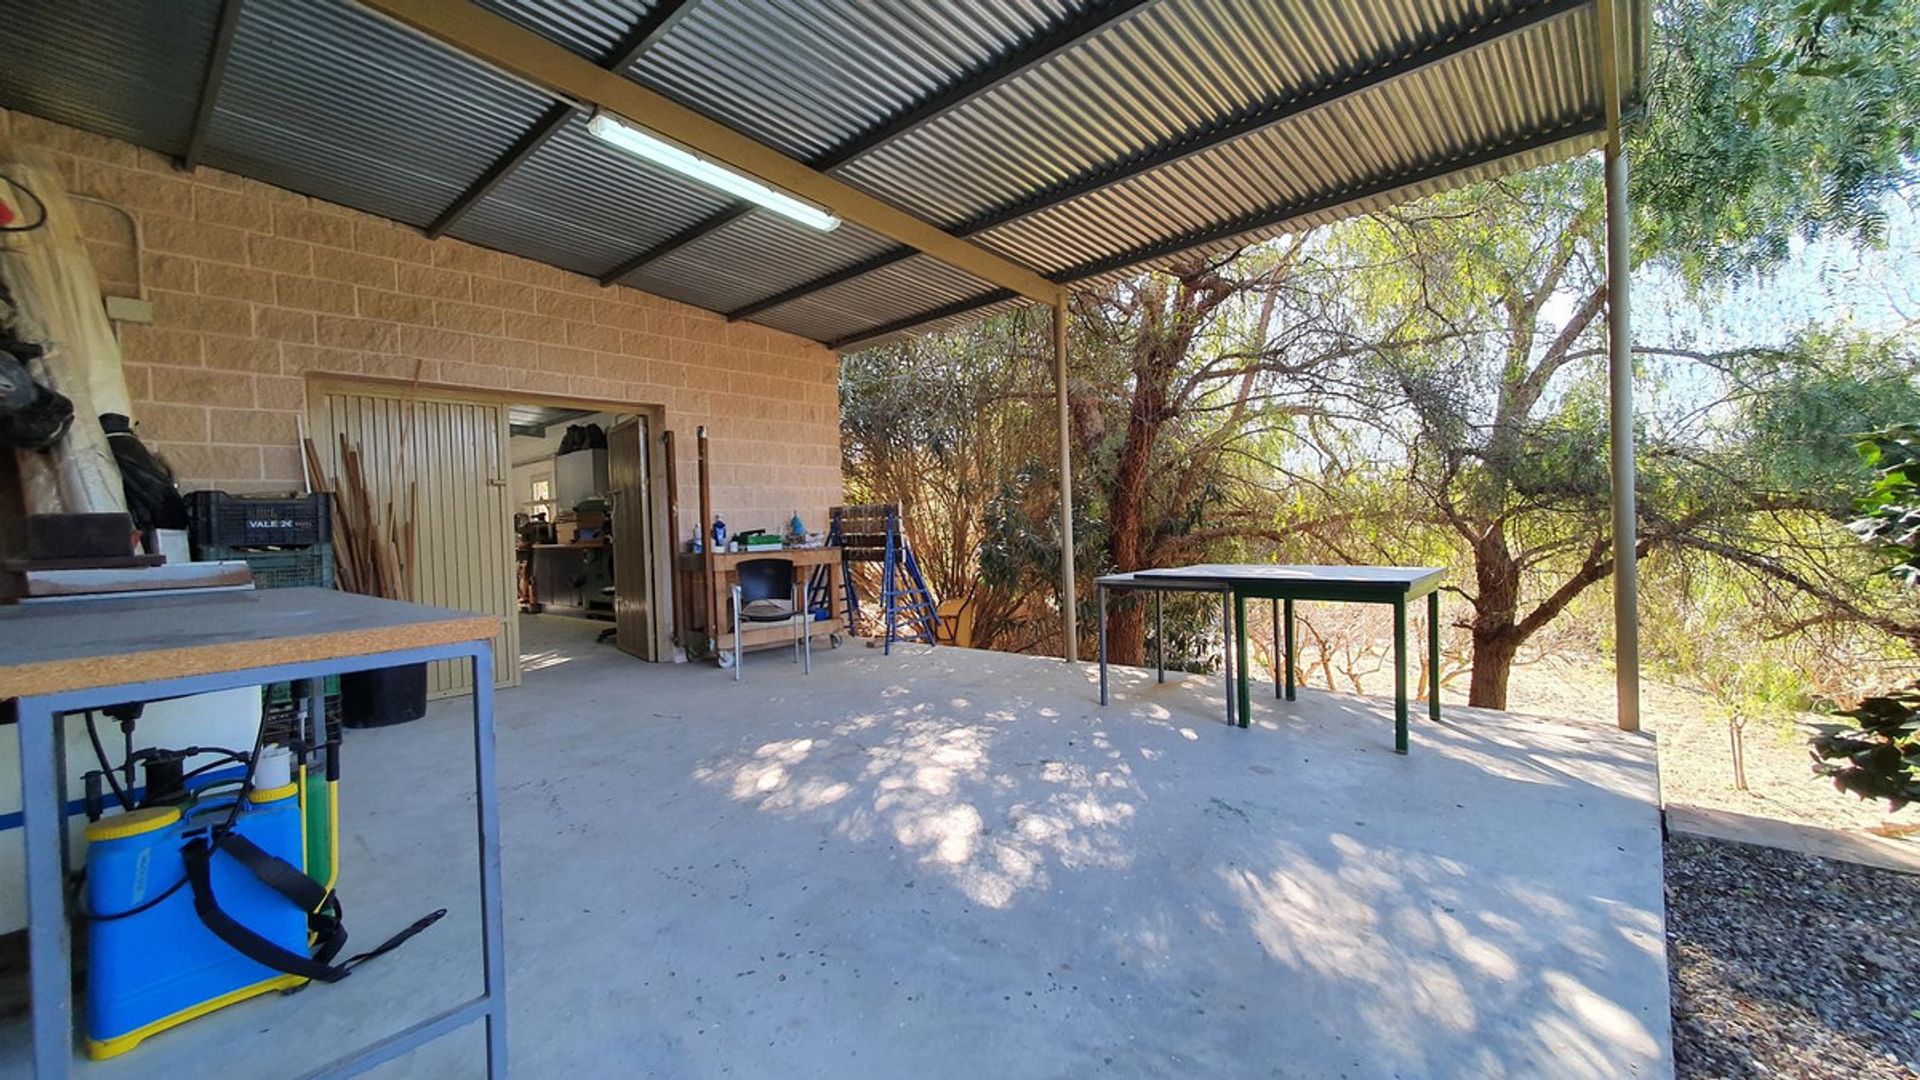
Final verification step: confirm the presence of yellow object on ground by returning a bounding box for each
[935,598,974,648]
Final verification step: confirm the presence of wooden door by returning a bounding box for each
[311,389,520,695]
[608,416,657,660]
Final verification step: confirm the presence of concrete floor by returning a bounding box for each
[5,614,1672,1078]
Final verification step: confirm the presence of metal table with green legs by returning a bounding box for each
[1134,564,1446,753]
[1095,572,1240,727]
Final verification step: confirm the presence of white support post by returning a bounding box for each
[1054,294,1078,663]
[1597,0,1640,732]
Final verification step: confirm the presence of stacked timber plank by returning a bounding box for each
[303,435,413,601]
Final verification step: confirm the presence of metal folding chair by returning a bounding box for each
[729,558,812,681]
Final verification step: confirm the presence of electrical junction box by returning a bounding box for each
[103,296,153,324]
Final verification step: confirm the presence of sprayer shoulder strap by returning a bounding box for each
[181,835,350,983]
[182,833,445,984]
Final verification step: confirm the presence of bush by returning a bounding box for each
[1812,425,1920,808]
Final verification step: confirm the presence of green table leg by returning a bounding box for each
[1283,597,1296,701]
[1393,598,1408,754]
[1234,590,1251,726]
[1428,590,1440,723]
[1270,598,1280,699]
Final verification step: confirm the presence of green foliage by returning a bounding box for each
[838,312,1062,649]
[1633,0,1920,283]
[1810,425,1920,808]
[1812,685,1920,808]
[1849,423,1920,585]
[1735,336,1920,509]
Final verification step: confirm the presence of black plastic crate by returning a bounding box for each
[188,490,332,549]
[201,544,336,589]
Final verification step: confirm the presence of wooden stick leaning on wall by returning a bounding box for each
[302,436,358,595]
[302,433,414,601]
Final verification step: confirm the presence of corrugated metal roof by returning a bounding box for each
[0,0,219,157]
[971,12,1598,275]
[0,0,1647,351]
[204,0,553,229]
[627,0,1091,162]
[838,0,1524,226]
[473,0,659,61]
[754,254,1001,345]
[448,111,737,276]
[620,215,901,316]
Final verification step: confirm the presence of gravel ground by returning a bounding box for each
[1667,832,1920,1079]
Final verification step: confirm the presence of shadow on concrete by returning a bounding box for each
[679,645,1670,1078]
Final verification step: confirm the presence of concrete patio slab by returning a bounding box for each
[3,615,1671,1079]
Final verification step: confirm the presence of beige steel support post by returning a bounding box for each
[1054,295,1078,662]
[1597,0,1640,732]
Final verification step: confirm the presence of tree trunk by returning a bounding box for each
[1105,403,1155,665]
[1467,628,1519,710]
[1466,523,1521,709]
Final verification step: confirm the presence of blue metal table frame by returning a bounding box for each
[1134,564,1446,753]
[6,620,507,1077]
[1095,572,1239,727]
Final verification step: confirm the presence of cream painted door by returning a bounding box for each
[312,389,520,696]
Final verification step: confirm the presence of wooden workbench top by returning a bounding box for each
[676,546,840,569]
[0,587,497,699]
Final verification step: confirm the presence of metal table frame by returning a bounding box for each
[1132,565,1445,754]
[1095,573,1239,727]
[13,640,507,1079]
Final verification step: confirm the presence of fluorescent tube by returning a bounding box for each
[585,110,841,232]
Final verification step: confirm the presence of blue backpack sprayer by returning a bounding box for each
[77,687,443,1059]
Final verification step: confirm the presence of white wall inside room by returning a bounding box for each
[0,688,262,933]
[509,411,618,520]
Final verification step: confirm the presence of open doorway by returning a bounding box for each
[308,378,673,695]
[508,406,666,666]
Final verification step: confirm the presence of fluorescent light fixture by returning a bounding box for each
[585,110,841,232]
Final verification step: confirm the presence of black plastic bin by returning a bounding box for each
[187,490,332,549]
[340,663,428,728]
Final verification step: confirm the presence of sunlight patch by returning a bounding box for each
[1543,970,1660,1057]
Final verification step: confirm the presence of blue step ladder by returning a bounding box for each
[826,504,939,654]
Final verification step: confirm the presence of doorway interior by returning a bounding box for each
[508,404,667,667]
[308,378,672,696]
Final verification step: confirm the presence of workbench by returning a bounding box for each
[528,539,614,618]
[675,547,845,659]
[0,587,507,1078]
[1126,564,1445,753]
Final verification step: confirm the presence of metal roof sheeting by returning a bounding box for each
[836,0,1543,226]
[473,0,660,61]
[0,0,219,156]
[204,0,553,229]
[972,11,1599,276]
[757,254,1002,346]
[620,215,903,315]
[627,0,1092,162]
[448,111,737,276]
[0,0,1646,350]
